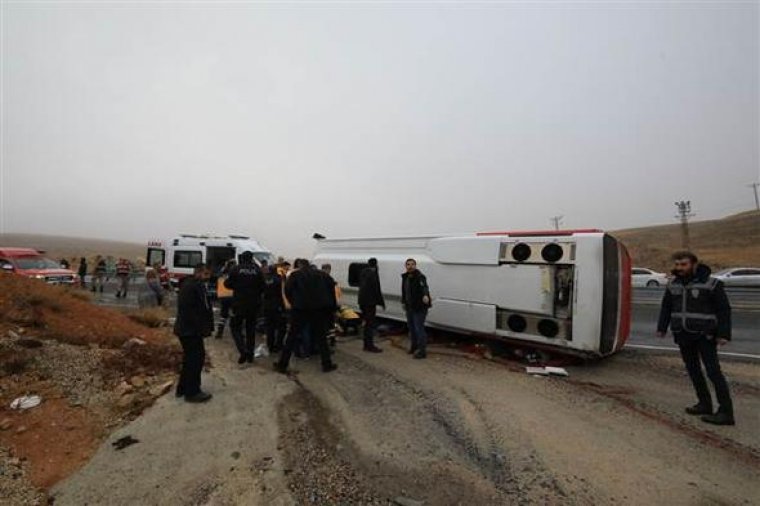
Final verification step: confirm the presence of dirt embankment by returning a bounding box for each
[0,275,181,505]
[612,209,760,271]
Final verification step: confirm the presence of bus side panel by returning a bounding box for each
[600,235,621,355]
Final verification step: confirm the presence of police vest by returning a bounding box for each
[666,277,720,335]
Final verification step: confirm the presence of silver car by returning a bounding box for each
[714,268,760,288]
[632,267,669,288]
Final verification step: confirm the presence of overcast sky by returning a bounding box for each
[1,1,758,257]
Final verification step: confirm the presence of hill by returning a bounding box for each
[0,233,144,263]
[612,210,760,272]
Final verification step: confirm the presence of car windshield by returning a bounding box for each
[14,257,62,270]
[714,269,734,276]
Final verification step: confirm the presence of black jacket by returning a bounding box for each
[657,264,731,341]
[174,277,214,338]
[224,262,264,314]
[284,268,337,312]
[262,271,284,313]
[358,267,385,308]
[402,270,431,311]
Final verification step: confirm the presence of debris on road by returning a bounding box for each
[112,435,139,451]
[254,343,269,358]
[525,366,569,377]
[10,395,42,410]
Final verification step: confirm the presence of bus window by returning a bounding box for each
[174,250,203,268]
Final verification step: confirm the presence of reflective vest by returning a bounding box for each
[665,277,720,335]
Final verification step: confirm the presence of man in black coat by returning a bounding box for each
[358,258,385,353]
[224,251,265,364]
[174,264,214,403]
[401,258,432,359]
[657,251,734,425]
[262,263,286,353]
[274,264,338,374]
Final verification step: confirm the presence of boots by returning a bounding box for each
[685,403,712,416]
[701,412,735,426]
[363,330,382,353]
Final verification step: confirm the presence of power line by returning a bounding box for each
[550,215,563,231]
[674,200,695,249]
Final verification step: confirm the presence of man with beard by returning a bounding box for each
[657,251,734,425]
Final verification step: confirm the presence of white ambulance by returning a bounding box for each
[146,234,275,288]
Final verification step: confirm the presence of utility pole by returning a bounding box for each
[749,182,760,211]
[550,215,563,231]
[674,201,695,250]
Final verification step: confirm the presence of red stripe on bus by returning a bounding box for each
[476,229,602,237]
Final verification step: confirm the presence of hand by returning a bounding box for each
[656,331,666,338]
[717,338,729,347]
[422,295,430,305]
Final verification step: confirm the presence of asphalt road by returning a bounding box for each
[629,287,759,358]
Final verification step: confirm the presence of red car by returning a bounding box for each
[0,247,78,285]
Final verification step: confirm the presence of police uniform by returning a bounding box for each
[657,264,733,419]
[224,258,264,362]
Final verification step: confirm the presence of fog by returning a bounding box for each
[1,2,758,257]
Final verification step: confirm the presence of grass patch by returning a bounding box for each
[127,307,170,329]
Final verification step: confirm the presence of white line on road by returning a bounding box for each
[626,343,760,360]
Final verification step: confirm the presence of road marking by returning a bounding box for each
[626,344,760,360]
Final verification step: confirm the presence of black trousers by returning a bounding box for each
[217,298,233,333]
[278,310,333,369]
[231,308,258,356]
[360,305,377,348]
[677,334,733,415]
[264,308,285,352]
[178,335,205,397]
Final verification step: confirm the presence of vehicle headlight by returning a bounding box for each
[33,274,47,280]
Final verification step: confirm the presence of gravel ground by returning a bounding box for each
[277,388,389,505]
[48,332,760,505]
[0,328,178,504]
[0,446,45,506]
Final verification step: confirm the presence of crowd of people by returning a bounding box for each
[171,249,736,427]
[172,254,432,404]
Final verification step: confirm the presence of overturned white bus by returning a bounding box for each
[313,229,631,358]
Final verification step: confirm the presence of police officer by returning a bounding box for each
[174,264,214,403]
[358,258,385,353]
[224,251,265,364]
[274,260,338,374]
[657,251,734,425]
